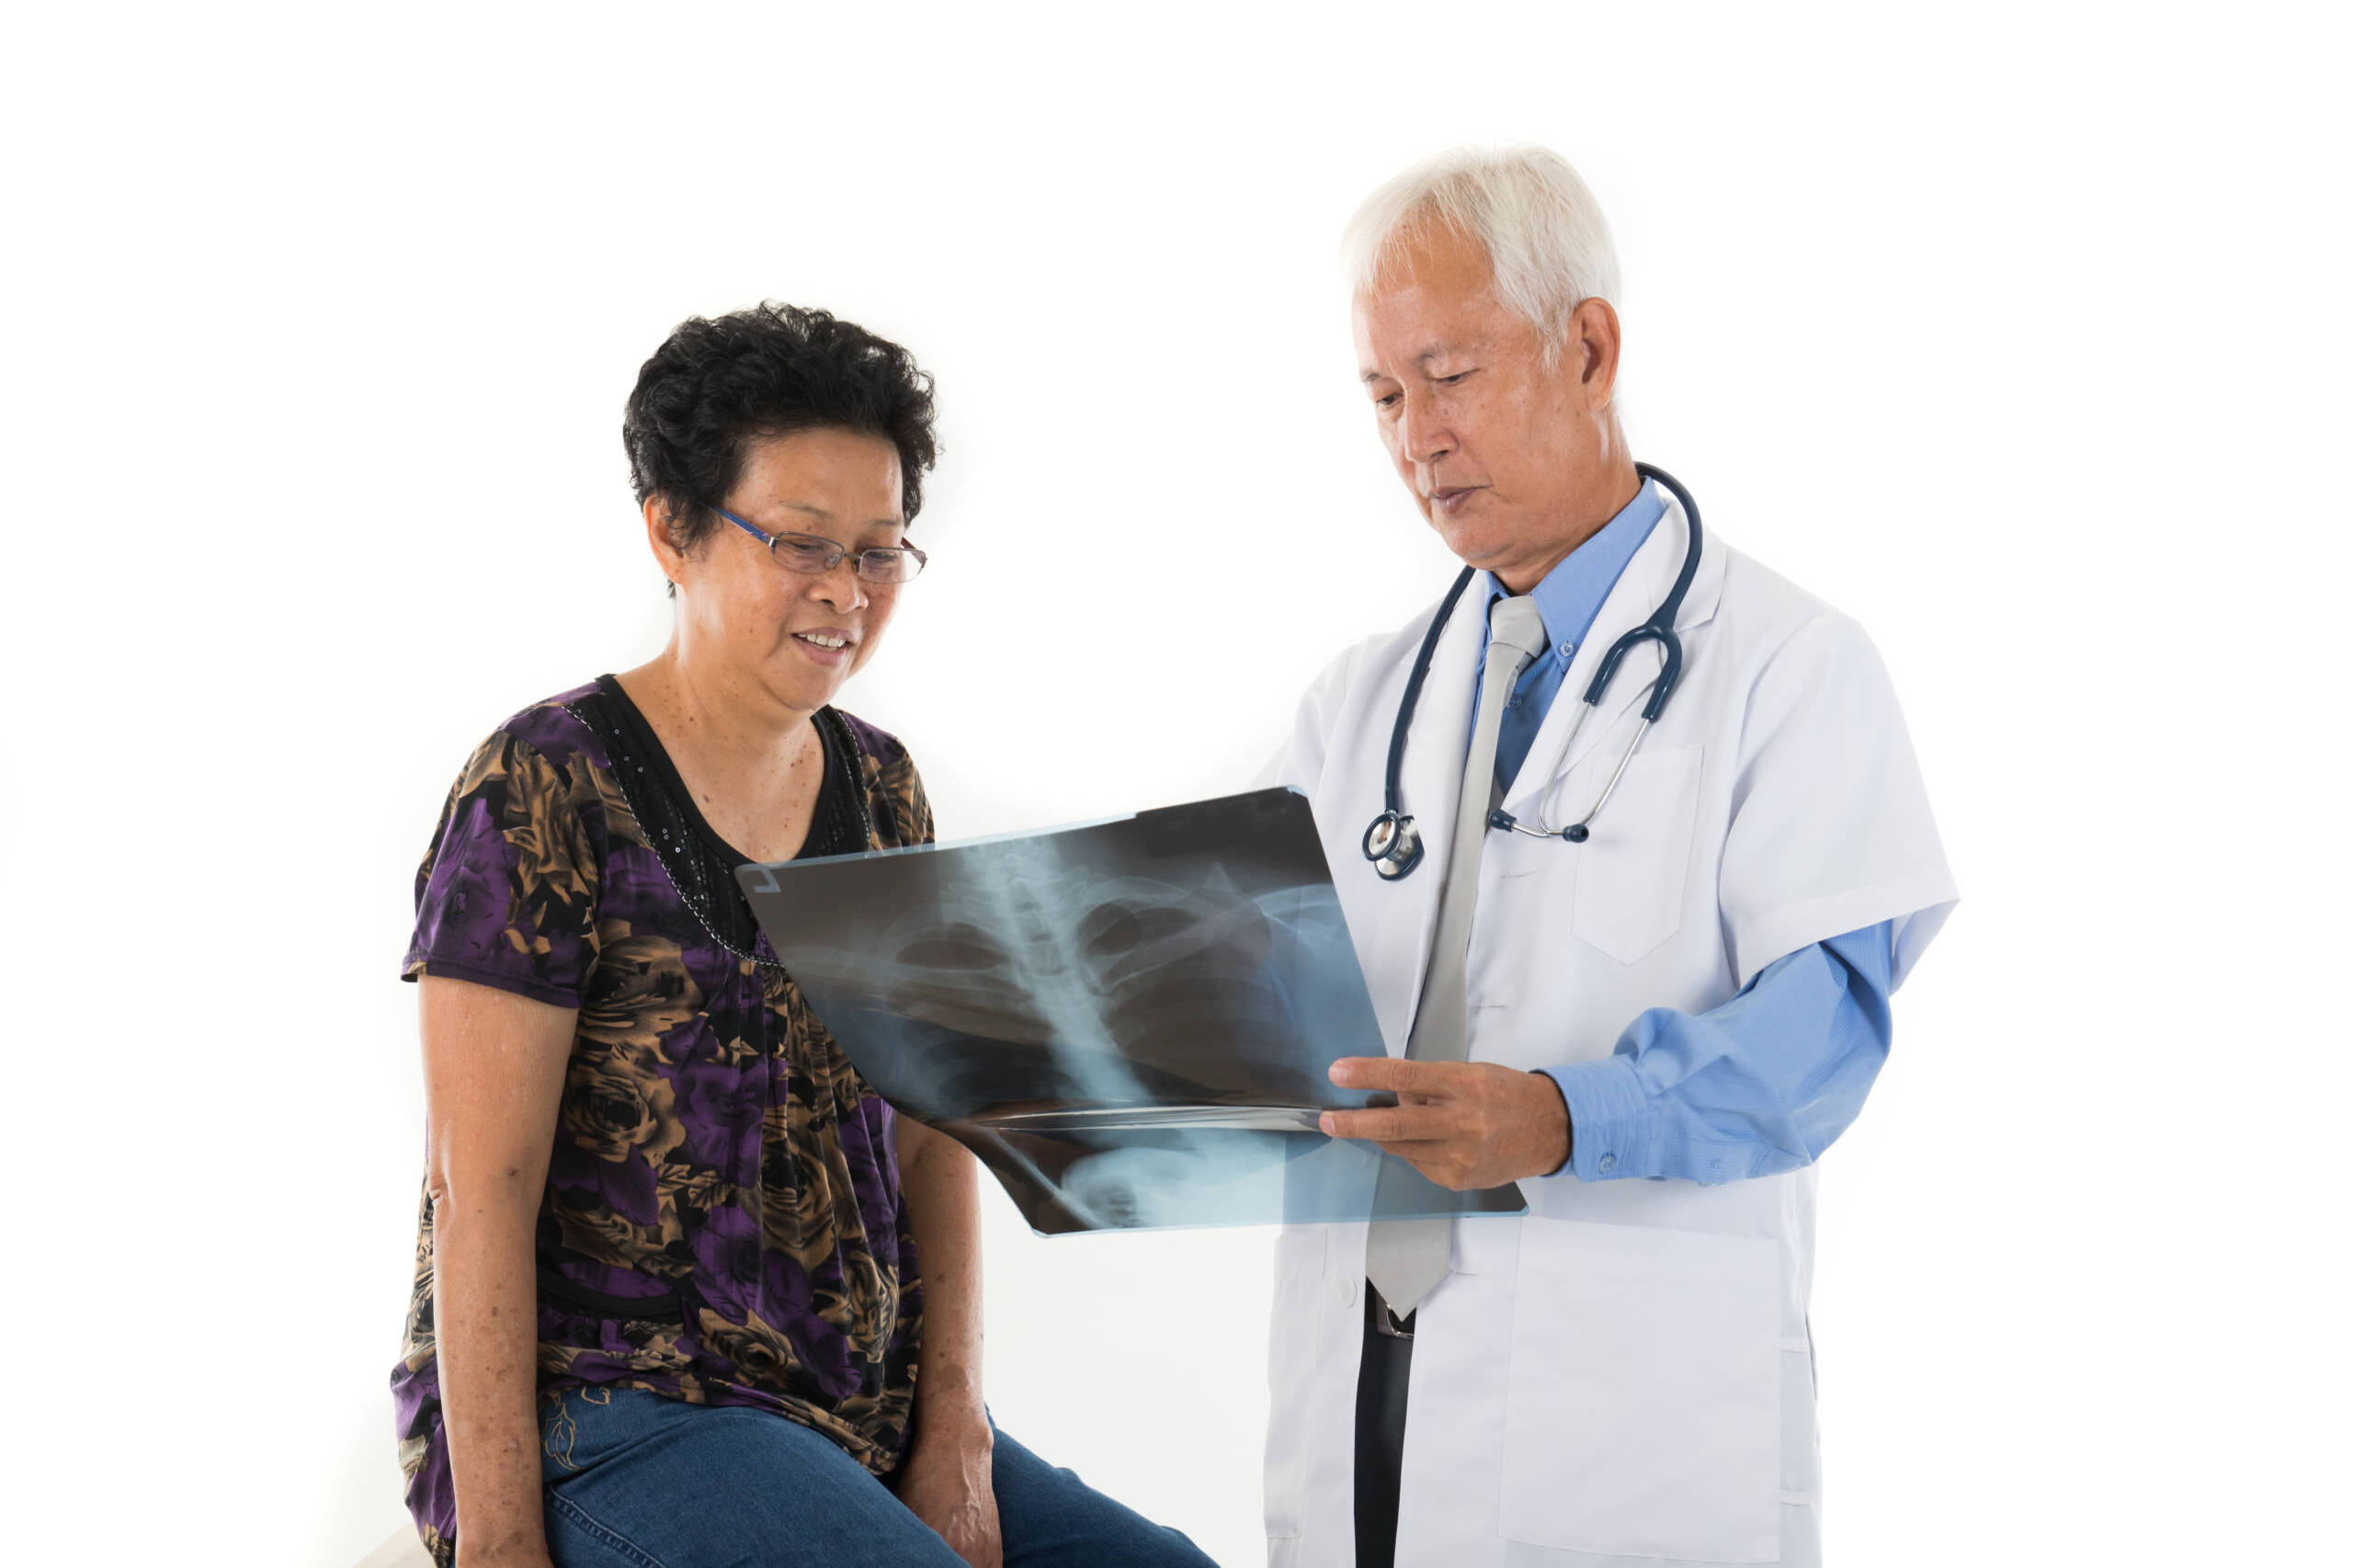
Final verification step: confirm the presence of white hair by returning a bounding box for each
[1341,144,1621,358]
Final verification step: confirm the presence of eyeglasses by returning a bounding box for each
[710,505,929,585]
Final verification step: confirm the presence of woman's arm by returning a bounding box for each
[892,1116,1001,1568]
[421,974,576,1568]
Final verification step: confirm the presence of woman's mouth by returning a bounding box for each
[791,629,855,665]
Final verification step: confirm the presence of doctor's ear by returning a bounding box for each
[1564,297,1623,411]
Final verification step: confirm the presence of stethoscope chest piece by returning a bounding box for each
[1362,811,1424,880]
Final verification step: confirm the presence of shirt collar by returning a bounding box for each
[1478,477,1667,659]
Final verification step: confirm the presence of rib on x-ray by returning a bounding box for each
[739,788,1525,1234]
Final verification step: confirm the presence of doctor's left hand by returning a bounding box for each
[1319,1059,1572,1189]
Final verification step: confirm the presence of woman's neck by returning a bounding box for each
[612,648,825,862]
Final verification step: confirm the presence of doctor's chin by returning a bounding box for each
[1256,143,1955,1568]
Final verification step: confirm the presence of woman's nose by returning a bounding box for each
[807,557,869,613]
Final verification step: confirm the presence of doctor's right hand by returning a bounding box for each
[1320,1057,1573,1188]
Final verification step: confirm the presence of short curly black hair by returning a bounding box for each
[623,302,939,572]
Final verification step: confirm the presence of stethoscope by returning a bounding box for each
[1361,461,1705,881]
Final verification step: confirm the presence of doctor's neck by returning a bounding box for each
[1482,445,1642,596]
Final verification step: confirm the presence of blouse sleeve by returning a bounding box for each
[869,744,937,848]
[402,728,605,1007]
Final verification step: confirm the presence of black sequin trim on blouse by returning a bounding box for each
[565,675,872,966]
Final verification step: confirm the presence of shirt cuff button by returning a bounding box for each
[1597,1153,1617,1174]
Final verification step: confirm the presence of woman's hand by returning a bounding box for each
[896,1407,1002,1568]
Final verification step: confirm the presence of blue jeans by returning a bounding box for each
[536,1386,1220,1568]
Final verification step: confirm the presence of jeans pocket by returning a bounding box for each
[540,1387,595,1475]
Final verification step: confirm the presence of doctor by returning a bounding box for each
[1260,146,1957,1568]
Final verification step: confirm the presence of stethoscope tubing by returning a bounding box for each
[1375,564,1480,837]
[1364,461,1705,876]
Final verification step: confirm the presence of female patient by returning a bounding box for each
[392,303,1213,1568]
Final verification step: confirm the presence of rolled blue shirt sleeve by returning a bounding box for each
[1540,921,1896,1184]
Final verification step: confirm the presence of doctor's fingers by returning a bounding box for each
[1327,1057,1466,1096]
[1370,1142,1488,1190]
[1320,1104,1457,1142]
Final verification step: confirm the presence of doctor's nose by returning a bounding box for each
[1398,396,1455,468]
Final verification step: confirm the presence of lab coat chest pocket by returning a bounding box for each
[1571,743,1702,965]
[1501,1218,1781,1563]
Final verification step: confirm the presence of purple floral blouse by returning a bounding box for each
[392,679,934,1567]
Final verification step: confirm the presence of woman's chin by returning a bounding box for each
[760,657,853,715]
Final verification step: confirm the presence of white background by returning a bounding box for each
[5,4,2347,1565]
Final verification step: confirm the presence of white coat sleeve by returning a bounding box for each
[1718,613,1959,989]
[1253,642,1366,797]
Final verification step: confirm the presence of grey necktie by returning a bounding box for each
[1364,592,1550,1320]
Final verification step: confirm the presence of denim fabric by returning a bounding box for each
[537,1385,1217,1568]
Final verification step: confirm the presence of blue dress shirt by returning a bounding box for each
[1469,478,1897,1185]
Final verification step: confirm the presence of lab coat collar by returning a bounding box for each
[1499,481,1725,817]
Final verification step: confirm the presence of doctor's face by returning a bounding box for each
[1353,222,1624,592]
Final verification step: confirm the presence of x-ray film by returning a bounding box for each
[738,787,1526,1234]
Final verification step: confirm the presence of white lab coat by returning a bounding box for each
[1260,489,1957,1568]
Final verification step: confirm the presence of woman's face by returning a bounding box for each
[665,426,911,720]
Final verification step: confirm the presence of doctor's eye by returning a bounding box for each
[1435,369,1475,386]
[1372,391,1401,409]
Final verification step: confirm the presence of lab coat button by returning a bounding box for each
[1340,1278,1358,1307]
[1597,1153,1617,1174]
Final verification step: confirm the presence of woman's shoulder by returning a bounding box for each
[829,707,932,847]
[830,707,912,768]
[426,683,632,838]
[461,681,620,777]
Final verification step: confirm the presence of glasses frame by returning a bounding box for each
[709,505,928,585]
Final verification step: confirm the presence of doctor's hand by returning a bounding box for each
[1319,1058,1572,1189]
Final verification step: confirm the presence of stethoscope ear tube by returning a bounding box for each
[1585,625,1685,722]
[1377,566,1477,821]
[1362,566,1476,879]
[1626,460,1703,722]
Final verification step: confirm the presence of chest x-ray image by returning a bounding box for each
[740,787,1524,1233]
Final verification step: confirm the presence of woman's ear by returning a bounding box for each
[644,495,688,594]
